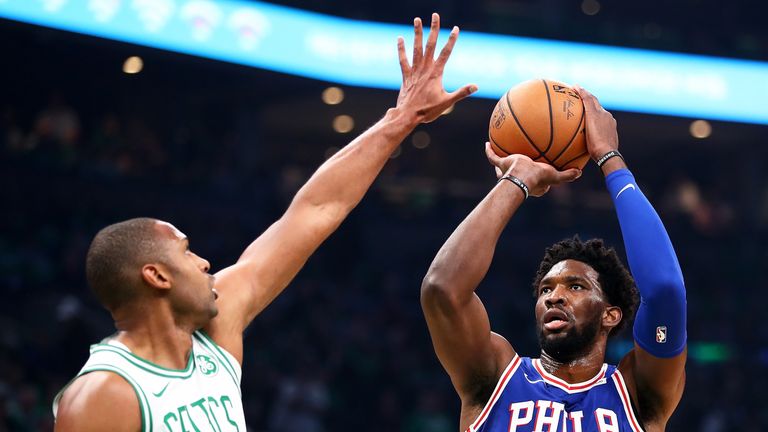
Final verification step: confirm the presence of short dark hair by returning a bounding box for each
[532,236,639,336]
[85,218,165,311]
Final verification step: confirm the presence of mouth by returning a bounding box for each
[542,308,570,332]
[209,276,218,300]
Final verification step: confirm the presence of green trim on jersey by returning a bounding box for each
[195,331,240,379]
[193,332,241,395]
[90,344,195,379]
[81,364,154,432]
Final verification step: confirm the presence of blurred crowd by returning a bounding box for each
[2,6,768,429]
[1,82,767,432]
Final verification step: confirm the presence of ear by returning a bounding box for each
[141,263,173,291]
[602,305,623,331]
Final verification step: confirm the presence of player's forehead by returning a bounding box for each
[153,220,187,242]
[540,259,600,287]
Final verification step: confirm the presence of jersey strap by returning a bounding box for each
[467,355,522,432]
[611,369,644,432]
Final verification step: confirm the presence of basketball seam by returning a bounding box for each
[551,107,586,166]
[504,91,552,164]
[488,133,512,155]
[542,79,555,155]
[558,150,589,169]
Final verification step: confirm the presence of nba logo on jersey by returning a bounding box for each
[656,326,667,343]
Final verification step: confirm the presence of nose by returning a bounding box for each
[544,284,568,308]
[195,254,210,273]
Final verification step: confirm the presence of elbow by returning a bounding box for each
[289,193,351,230]
[639,276,686,305]
[421,272,461,311]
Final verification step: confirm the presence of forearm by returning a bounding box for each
[605,165,686,357]
[423,180,525,301]
[292,107,417,216]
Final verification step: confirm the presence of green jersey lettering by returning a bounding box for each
[220,396,240,431]
[178,405,201,432]
[164,412,179,430]
[191,397,221,432]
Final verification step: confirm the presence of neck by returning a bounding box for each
[112,302,197,370]
[538,341,606,384]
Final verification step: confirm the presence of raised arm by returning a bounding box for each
[421,147,580,407]
[575,86,687,422]
[206,14,478,362]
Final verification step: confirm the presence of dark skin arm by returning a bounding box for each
[575,86,686,427]
[421,149,580,429]
[206,14,478,364]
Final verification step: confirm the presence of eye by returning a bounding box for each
[570,284,584,290]
[540,287,552,295]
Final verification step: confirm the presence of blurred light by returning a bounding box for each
[390,146,402,159]
[4,1,768,125]
[332,115,354,133]
[581,0,600,15]
[122,56,143,74]
[412,131,431,149]
[689,120,712,139]
[442,104,454,115]
[690,342,732,363]
[322,86,344,105]
[324,146,340,159]
[607,339,634,361]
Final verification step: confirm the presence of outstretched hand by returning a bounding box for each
[396,13,477,124]
[485,143,581,197]
[572,85,619,161]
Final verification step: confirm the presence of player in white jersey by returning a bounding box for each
[421,88,686,431]
[53,14,477,432]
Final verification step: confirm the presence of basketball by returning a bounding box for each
[488,79,589,170]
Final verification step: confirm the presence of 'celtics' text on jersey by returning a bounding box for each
[54,331,247,432]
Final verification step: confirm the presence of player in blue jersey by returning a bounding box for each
[54,14,478,431]
[421,87,686,432]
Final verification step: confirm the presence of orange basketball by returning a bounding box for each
[488,79,589,170]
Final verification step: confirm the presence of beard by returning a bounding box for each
[537,310,602,363]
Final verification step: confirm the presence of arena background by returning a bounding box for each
[2,0,767,430]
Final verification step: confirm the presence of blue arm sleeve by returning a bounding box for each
[606,169,687,358]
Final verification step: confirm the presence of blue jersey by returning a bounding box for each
[468,356,643,432]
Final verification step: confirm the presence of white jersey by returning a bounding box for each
[53,331,247,432]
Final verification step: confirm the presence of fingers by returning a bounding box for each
[573,85,602,114]
[397,37,411,80]
[434,26,459,76]
[485,141,504,167]
[543,165,582,184]
[558,167,582,183]
[447,84,478,105]
[423,13,440,63]
[412,17,423,70]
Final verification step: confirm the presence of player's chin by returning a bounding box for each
[539,324,571,338]
[207,303,219,319]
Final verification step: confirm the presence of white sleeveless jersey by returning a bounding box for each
[53,331,247,432]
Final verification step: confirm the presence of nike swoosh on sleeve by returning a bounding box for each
[615,183,635,199]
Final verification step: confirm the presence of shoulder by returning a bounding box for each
[465,334,519,406]
[618,347,686,429]
[55,371,141,432]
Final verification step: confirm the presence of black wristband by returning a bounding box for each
[498,174,529,199]
[595,150,623,168]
